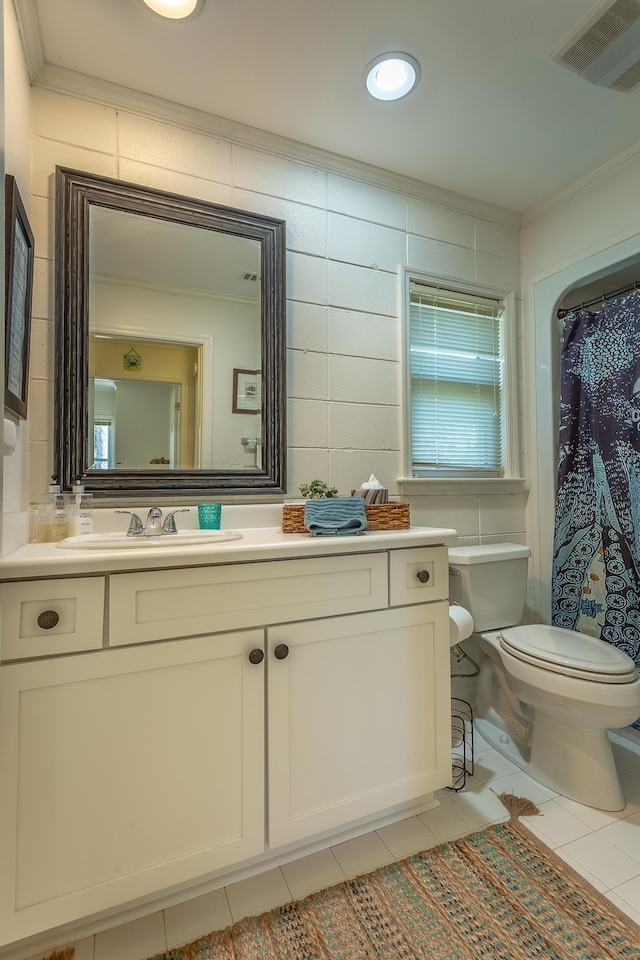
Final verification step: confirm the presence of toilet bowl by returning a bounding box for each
[478,627,640,810]
[449,544,640,811]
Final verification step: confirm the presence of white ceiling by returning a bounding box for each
[15,0,640,212]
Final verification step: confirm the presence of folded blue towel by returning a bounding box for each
[304,497,367,537]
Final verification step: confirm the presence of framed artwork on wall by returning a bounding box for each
[4,175,35,420]
[232,368,260,414]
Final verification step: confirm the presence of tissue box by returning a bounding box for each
[351,487,389,504]
[282,502,410,533]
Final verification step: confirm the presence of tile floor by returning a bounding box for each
[18,728,640,960]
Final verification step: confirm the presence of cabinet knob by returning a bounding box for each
[274,643,289,660]
[37,609,60,630]
[416,569,430,584]
[248,648,264,665]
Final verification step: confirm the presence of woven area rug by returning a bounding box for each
[145,798,640,960]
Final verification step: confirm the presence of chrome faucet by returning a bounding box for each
[116,507,189,537]
[144,506,164,536]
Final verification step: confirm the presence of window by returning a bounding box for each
[406,278,516,478]
[93,420,114,469]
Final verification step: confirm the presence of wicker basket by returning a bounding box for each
[282,501,410,533]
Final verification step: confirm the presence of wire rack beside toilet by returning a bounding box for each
[449,697,474,791]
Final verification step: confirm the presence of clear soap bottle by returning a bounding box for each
[34,480,71,543]
[71,480,93,536]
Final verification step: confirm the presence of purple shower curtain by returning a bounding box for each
[551,292,640,729]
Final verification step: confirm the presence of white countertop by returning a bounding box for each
[0,525,458,580]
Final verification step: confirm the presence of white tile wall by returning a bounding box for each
[327,309,400,362]
[327,261,397,315]
[26,379,53,445]
[329,449,402,499]
[31,139,119,198]
[475,218,519,259]
[407,496,481,540]
[28,318,53,381]
[236,189,327,257]
[328,355,399,406]
[32,89,118,152]
[288,349,328,401]
[118,113,231,183]
[288,250,328,305]
[479,493,529,538]
[31,257,53,321]
[232,147,327,207]
[120,158,233,207]
[327,214,405,271]
[287,301,328,353]
[407,199,474,248]
[289,399,329,449]
[19,85,526,549]
[328,175,406,228]
[328,402,400,452]
[476,251,521,291]
[28,194,54,260]
[407,235,475,283]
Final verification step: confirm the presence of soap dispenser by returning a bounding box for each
[71,479,93,535]
[34,479,70,543]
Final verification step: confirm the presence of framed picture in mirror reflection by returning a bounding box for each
[233,368,260,414]
[4,175,35,420]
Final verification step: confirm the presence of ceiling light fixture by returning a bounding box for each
[140,0,203,20]
[364,53,421,101]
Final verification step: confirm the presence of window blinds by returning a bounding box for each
[409,283,505,475]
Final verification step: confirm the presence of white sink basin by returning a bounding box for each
[56,530,244,550]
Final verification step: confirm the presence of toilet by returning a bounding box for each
[449,543,640,811]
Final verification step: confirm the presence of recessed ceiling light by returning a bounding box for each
[140,0,203,20]
[364,53,421,101]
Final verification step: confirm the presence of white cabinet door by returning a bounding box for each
[267,603,451,847]
[0,631,265,945]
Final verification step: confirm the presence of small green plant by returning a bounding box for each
[299,479,338,499]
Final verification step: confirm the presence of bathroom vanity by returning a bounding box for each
[0,520,456,947]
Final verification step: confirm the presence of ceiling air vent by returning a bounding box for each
[550,0,640,91]
[241,271,259,282]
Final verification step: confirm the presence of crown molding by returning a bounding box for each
[522,137,640,228]
[95,272,258,306]
[38,62,522,227]
[13,0,520,230]
[12,0,46,80]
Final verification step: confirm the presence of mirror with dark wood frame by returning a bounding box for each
[55,167,286,498]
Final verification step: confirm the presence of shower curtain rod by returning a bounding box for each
[557,280,640,319]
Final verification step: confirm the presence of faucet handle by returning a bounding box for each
[115,510,144,537]
[162,508,189,534]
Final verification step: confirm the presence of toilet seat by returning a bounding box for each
[499,625,639,684]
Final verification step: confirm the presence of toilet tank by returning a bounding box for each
[448,543,531,632]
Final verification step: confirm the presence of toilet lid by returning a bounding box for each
[500,625,638,684]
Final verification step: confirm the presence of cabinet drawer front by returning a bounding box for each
[0,578,105,660]
[109,553,389,645]
[389,547,448,606]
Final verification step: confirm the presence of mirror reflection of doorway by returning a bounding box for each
[90,338,199,469]
[93,379,183,469]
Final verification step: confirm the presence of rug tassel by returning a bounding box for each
[40,948,75,960]
[497,792,541,819]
